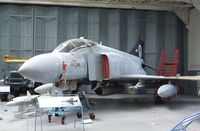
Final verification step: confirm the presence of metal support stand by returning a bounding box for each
[34,100,42,131]
[35,94,84,131]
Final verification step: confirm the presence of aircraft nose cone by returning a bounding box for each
[6,101,15,106]
[18,53,62,83]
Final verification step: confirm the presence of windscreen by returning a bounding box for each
[53,38,97,53]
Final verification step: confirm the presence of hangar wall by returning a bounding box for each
[0,4,186,78]
[186,8,200,95]
[188,8,200,71]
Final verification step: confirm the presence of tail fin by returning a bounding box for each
[130,43,144,60]
[27,91,32,99]
[46,91,51,95]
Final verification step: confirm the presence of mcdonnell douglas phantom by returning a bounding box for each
[18,38,200,102]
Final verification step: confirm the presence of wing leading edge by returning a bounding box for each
[120,74,200,81]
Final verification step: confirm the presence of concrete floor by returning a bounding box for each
[0,94,200,131]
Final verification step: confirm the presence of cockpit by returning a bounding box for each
[53,38,97,53]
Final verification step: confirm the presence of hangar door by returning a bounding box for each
[0,4,185,79]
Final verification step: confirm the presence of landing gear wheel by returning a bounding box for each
[76,112,82,118]
[89,113,95,120]
[48,115,52,123]
[61,117,65,125]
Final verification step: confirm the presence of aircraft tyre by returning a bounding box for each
[76,112,82,118]
[48,115,52,123]
[89,113,95,120]
[61,116,65,125]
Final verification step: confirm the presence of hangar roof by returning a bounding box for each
[0,0,199,24]
[0,0,194,10]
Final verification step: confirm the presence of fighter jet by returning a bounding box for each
[18,38,200,102]
[62,97,78,105]
[34,83,53,94]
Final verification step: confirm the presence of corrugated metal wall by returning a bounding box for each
[144,11,157,74]
[0,4,185,78]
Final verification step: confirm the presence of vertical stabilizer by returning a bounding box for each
[27,91,32,99]
[129,36,145,60]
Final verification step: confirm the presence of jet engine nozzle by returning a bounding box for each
[18,53,62,83]
[157,84,177,98]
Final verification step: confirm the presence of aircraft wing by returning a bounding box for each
[120,74,200,81]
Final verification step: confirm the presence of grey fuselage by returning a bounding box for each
[18,38,146,84]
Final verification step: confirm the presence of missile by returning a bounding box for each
[34,83,54,94]
[6,91,38,106]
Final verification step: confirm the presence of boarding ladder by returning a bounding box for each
[157,49,180,76]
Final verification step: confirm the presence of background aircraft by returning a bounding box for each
[18,38,200,103]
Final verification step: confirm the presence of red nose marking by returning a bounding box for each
[62,62,67,70]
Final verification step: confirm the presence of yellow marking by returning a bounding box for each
[131,89,136,96]
[3,55,28,63]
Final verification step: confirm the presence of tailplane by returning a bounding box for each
[27,91,32,99]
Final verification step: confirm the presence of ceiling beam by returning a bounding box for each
[0,0,193,10]
[192,0,200,13]
[174,7,190,25]
[0,0,193,25]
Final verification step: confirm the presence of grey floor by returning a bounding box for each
[1,94,200,131]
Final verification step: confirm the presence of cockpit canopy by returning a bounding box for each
[53,38,97,53]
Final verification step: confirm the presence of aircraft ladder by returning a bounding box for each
[157,49,179,76]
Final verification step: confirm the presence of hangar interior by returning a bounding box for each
[1,1,200,131]
[0,5,186,74]
[0,0,200,95]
